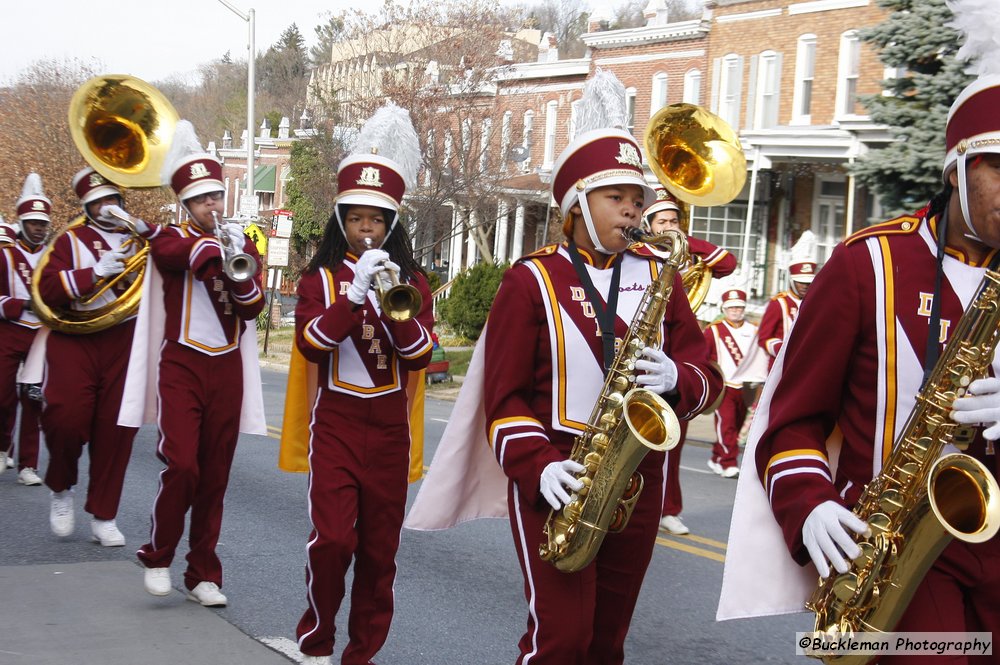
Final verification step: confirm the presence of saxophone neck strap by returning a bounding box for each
[567,239,622,372]
[922,209,949,389]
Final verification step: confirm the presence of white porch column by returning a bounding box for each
[845,157,856,237]
[448,206,464,281]
[495,199,510,262]
[512,201,526,260]
[466,209,480,265]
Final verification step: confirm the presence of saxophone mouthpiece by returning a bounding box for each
[623,227,645,243]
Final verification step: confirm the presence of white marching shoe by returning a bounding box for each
[707,459,723,476]
[300,656,332,665]
[721,465,740,479]
[91,518,125,547]
[0,450,6,474]
[187,581,227,607]
[144,567,172,596]
[49,490,74,537]
[17,467,43,486]
[659,515,690,535]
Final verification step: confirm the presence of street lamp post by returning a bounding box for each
[217,0,255,216]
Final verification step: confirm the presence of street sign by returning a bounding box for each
[271,209,294,238]
[244,223,268,256]
[239,197,259,218]
[268,237,290,267]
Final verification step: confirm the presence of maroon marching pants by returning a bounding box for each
[42,321,137,519]
[137,341,242,591]
[711,386,745,470]
[508,452,664,665]
[296,389,411,663]
[661,420,689,517]
[0,323,40,470]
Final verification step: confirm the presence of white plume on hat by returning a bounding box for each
[18,173,50,207]
[574,68,628,135]
[947,0,1000,76]
[788,229,817,265]
[161,120,207,185]
[350,101,420,189]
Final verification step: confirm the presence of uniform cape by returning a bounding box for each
[404,326,509,529]
[117,259,267,435]
[728,333,770,384]
[716,341,841,620]
[278,329,428,484]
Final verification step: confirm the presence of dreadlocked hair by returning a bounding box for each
[305,208,427,284]
[927,183,953,220]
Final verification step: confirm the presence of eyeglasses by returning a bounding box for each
[188,191,224,205]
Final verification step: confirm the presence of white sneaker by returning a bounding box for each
[50,490,74,537]
[91,518,125,547]
[0,451,6,474]
[707,459,723,475]
[4,453,12,469]
[187,581,227,607]
[17,467,42,486]
[144,567,172,596]
[722,465,740,479]
[301,656,332,665]
[659,515,690,535]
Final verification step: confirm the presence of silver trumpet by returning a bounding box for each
[212,212,257,283]
[362,237,422,322]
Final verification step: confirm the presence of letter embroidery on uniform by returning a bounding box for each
[340,282,350,295]
[369,339,382,355]
[213,278,224,292]
[377,355,388,369]
[361,324,375,340]
[917,292,951,343]
[570,286,586,301]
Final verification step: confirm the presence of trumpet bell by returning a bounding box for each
[68,74,179,188]
[225,253,258,283]
[644,103,747,208]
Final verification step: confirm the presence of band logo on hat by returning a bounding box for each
[721,288,747,309]
[73,166,122,206]
[789,261,817,283]
[616,143,642,168]
[357,167,384,189]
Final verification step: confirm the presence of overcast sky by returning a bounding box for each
[2,0,618,85]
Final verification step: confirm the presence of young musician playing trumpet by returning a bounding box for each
[113,121,264,607]
[288,103,433,665]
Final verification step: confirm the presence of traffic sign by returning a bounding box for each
[268,237,290,267]
[239,197,259,218]
[244,223,268,256]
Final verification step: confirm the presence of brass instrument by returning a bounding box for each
[539,104,748,572]
[645,103,746,312]
[212,212,257,283]
[807,269,1000,664]
[31,75,178,334]
[362,237,422,322]
[539,227,686,572]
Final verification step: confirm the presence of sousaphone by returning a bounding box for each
[644,103,747,311]
[31,74,179,334]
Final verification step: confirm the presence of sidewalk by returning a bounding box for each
[0,560,291,665]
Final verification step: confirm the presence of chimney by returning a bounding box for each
[643,0,669,25]
[536,32,559,63]
[240,129,248,148]
[278,117,290,139]
[587,7,611,33]
[259,118,270,139]
[222,129,233,149]
[299,108,312,130]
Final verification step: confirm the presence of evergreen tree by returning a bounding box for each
[853,0,972,215]
[310,13,346,70]
[257,23,310,115]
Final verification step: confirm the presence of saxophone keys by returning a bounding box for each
[831,573,859,604]
[878,488,904,515]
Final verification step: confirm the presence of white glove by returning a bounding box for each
[346,249,390,305]
[634,346,678,393]
[802,500,869,578]
[223,223,245,250]
[98,204,150,234]
[373,259,402,291]
[93,249,127,278]
[952,377,1000,440]
[539,459,586,510]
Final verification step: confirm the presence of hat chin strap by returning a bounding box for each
[576,190,613,255]
[956,152,985,243]
[334,204,398,248]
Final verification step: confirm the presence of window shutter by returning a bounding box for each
[710,58,721,113]
[745,54,759,130]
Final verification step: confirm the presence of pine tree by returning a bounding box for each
[853,0,972,215]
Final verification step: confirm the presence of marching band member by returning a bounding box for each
[757,236,817,370]
[703,289,756,479]
[643,188,736,534]
[34,169,139,545]
[719,10,1000,646]
[115,120,265,607]
[484,71,721,664]
[0,207,46,486]
[285,103,432,665]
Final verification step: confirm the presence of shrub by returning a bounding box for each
[437,261,508,340]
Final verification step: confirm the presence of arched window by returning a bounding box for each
[792,34,817,124]
[651,72,668,116]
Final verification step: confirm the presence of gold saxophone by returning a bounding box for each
[807,268,1000,664]
[538,228,687,573]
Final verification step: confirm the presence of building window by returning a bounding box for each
[501,110,512,173]
[689,196,766,295]
[792,35,816,123]
[837,30,861,117]
[543,100,558,168]
[521,109,534,173]
[683,69,701,105]
[813,176,847,263]
[651,73,668,116]
[754,51,781,129]
[718,55,742,129]
[625,87,637,135]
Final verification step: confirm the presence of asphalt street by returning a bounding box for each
[0,367,813,664]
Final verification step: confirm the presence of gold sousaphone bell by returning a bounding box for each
[31,74,179,334]
[643,103,747,311]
